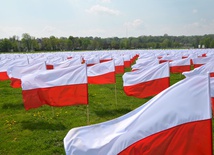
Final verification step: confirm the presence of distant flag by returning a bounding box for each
[64,75,212,155]
[0,58,28,81]
[53,58,82,69]
[21,64,88,110]
[99,54,112,63]
[182,61,214,78]
[114,57,124,74]
[169,58,191,73]
[123,63,170,98]
[131,58,159,72]
[123,54,131,68]
[7,62,46,88]
[87,60,115,84]
[192,57,214,68]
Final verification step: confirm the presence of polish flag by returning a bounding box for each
[99,54,112,63]
[7,62,46,88]
[131,59,159,72]
[21,64,88,110]
[85,56,100,67]
[53,57,82,69]
[182,61,214,78]
[64,75,212,155]
[87,60,115,84]
[123,63,170,98]
[192,57,214,68]
[114,57,124,74]
[169,58,191,73]
[123,54,131,68]
[0,58,28,81]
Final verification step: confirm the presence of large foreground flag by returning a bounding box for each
[64,75,212,155]
[21,64,88,110]
[87,60,115,84]
[123,62,170,98]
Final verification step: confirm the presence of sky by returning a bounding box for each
[0,0,214,39]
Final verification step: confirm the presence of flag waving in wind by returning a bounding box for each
[64,75,212,155]
[123,62,170,98]
[87,60,115,84]
[21,64,88,110]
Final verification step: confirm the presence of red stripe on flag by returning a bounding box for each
[193,64,203,68]
[118,119,212,155]
[10,78,21,88]
[115,66,124,74]
[88,72,115,84]
[0,72,9,81]
[170,65,191,73]
[46,64,54,70]
[124,61,131,68]
[124,77,170,98]
[22,84,88,110]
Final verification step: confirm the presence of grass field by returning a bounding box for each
[0,69,213,154]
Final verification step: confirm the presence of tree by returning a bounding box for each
[0,38,12,52]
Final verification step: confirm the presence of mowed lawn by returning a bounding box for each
[0,71,214,154]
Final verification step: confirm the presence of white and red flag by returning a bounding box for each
[64,75,212,155]
[21,64,88,110]
[169,58,191,73]
[0,58,28,81]
[123,63,170,98]
[53,57,82,69]
[192,57,214,68]
[131,58,159,72]
[7,62,46,88]
[182,61,214,78]
[114,57,124,74]
[87,60,115,84]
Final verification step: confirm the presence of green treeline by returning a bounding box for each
[1,33,214,52]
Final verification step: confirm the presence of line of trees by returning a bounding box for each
[1,33,214,52]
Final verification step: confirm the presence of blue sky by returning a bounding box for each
[0,0,214,39]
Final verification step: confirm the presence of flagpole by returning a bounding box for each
[115,83,118,107]
[87,105,89,125]
[207,72,213,155]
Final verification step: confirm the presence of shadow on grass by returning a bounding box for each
[94,107,132,117]
[21,120,66,131]
[2,102,24,110]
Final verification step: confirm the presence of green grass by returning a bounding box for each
[0,71,213,155]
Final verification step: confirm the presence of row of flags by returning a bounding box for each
[1,49,214,154]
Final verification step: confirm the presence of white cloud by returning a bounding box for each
[86,4,120,15]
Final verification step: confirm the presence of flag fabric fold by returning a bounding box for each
[64,75,212,155]
[123,63,170,98]
[21,64,88,110]
[87,60,115,84]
